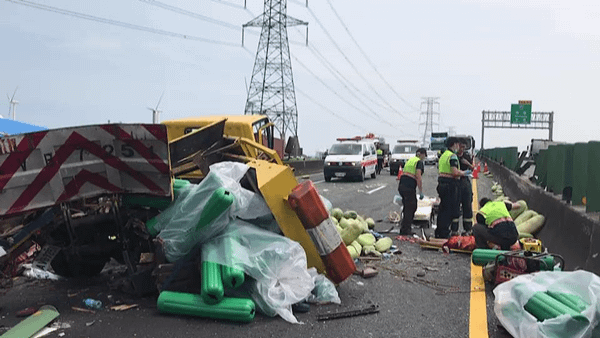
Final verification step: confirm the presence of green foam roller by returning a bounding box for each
[173,179,191,199]
[524,291,589,322]
[157,291,255,322]
[221,234,244,289]
[196,187,234,231]
[546,291,588,313]
[221,265,245,289]
[472,249,508,266]
[201,261,224,305]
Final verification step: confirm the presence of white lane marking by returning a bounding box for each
[313,180,325,184]
[366,185,387,195]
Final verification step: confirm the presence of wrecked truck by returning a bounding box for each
[0,120,353,293]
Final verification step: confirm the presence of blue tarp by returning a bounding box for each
[0,118,47,135]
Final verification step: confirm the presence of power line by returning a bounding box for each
[7,0,240,47]
[325,0,419,112]
[306,6,416,122]
[293,55,401,129]
[305,45,394,125]
[139,0,257,35]
[295,88,365,131]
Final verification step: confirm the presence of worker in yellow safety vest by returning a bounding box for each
[435,137,471,238]
[397,148,427,235]
[474,198,519,250]
[376,145,384,175]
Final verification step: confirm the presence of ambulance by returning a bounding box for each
[323,137,378,182]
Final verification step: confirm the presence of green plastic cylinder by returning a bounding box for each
[196,187,235,231]
[221,265,245,289]
[201,261,224,305]
[587,141,600,212]
[524,291,588,322]
[471,249,555,268]
[572,143,588,206]
[157,291,255,322]
[546,290,588,313]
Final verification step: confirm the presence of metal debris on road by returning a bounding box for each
[317,304,379,321]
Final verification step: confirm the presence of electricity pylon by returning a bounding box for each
[242,0,307,146]
[420,97,440,147]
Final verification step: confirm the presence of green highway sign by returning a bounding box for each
[511,102,532,124]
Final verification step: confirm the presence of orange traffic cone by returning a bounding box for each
[484,162,489,173]
[473,165,479,179]
[396,167,403,180]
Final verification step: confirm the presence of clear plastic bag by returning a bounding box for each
[305,267,341,305]
[393,194,402,206]
[202,219,314,324]
[494,270,600,338]
[155,162,271,262]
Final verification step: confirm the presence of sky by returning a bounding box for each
[1,0,599,156]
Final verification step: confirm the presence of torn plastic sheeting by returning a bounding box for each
[153,162,272,262]
[494,270,600,338]
[202,220,314,324]
[305,267,341,305]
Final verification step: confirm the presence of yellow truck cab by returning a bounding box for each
[162,115,279,157]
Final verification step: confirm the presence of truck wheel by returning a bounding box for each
[371,171,376,179]
[324,175,331,182]
[359,169,365,182]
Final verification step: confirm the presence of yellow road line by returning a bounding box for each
[469,177,489,338]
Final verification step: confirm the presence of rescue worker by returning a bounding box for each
[376,145,384,175]
[473,198,519,250]
[397,148,427,235]
[454,141,474,236]
[436,137,471,238]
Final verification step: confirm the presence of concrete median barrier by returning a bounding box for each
[284,159,324,176]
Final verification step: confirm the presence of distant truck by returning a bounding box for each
[429,132,448,153]
[454,134,476,157]
[529,139,564,159]
[389,140,419,175]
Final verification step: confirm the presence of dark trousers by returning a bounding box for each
[436,179,460,238]
[399,185,417,233]
[377,158,383,174]
[453,178,473,232]
[473,223,518,250]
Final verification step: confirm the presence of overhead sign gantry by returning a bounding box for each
[481,100,554,150]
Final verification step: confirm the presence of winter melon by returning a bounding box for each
[509,200,528,219]
[514,210,538,225]
[517,215,545,235]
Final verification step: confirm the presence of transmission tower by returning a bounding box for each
[242,0,307,148]
[419,97,440,147]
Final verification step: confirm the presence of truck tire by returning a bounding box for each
[371,171,376,179]
[359,169,365,182]
[324,175,331,182]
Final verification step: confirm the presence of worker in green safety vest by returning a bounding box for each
[376,145,384,175]
[397,148,427,235]
[474,198,519,250]
[436,137,471,238]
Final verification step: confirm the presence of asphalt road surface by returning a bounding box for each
[0,165,513,338]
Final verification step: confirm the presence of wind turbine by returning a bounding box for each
[148,92,164,124]
[7,87,18,120]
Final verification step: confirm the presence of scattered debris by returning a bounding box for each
[317,304,379,321]
[71,307,96,314]
[1,305,59,338]
[110,304,139,311]
[16,307,37,317]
